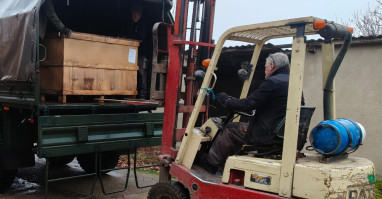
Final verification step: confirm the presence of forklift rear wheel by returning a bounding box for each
[48,155,75,168]
[77,152,120,173]
[0,164,17,192]
[148,181,190,199]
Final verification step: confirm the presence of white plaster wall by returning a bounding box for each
[303,43,382,179]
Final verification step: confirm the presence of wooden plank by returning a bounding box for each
[41,61,139,71]
[58,95,66,103]
[42,66,137,95]
[41,95,46,102]
[45,32,140,46]
[66,67,136,93]
[114,68,122,91]
[99,96,105,103]
[61,90,137,95]
[63,38,138,67]
[41,37,64,63]
[124,70,138,92]
[40,63,63,91]
[93,98,159,105]
[69,32,140,46]
[103,68,113,91]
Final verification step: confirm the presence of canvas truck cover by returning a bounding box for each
[0,0,40,81]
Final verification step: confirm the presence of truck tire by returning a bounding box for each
[77,152,120,173]
[48,155,75,168]
[148,181,190,199]
[0,164,17,192]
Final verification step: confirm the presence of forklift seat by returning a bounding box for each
[239,106,315,158]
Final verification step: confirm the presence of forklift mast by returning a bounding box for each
[157,0,216,181]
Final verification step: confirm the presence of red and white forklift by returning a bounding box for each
[149,16,376,199]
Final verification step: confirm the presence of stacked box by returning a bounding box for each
[40,32,139,102]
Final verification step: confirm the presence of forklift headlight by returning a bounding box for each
[313,19,326,30]
[202,59,211,68]
[346,26,354,34]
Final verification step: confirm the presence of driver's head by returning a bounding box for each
[265,53,289,78]
[131,4,143,23]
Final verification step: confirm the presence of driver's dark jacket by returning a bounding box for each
[224,67,290,145]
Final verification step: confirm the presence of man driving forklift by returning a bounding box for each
[201,52,304,174]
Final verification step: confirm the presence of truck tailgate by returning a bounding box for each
[37,113,163,158]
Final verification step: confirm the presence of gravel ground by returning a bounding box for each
[0,157,159,199]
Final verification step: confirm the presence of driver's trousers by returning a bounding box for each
[207,122,248,167]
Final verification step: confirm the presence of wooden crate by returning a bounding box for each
[40,32,139,103]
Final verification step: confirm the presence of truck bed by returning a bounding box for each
[36,100,163,158]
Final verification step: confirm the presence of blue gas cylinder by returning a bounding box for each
[309,118,366,156]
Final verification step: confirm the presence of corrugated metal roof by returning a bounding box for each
[223,35,382,50]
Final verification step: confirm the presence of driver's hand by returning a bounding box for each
[216,92,230,105]
[60,27,72,38]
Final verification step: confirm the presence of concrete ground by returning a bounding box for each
[1,157,158,199]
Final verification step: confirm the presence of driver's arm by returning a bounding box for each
[224,78,276,112]
[44,0,67,33]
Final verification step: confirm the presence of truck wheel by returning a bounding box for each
[148,181,190,199]
[77,152,120,173]
[48,155,75,168]
[0,164,17,192]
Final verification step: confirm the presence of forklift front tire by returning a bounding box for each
[148,181,190,199]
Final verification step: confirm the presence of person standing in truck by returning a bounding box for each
[125,3,153,99]
[39,0,71,39]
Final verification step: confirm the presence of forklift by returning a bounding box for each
[149,17,375,199]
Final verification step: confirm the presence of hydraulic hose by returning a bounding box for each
[322,25,352,120]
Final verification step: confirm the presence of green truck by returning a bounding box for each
[0,0,173,195]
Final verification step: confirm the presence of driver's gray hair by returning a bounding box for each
[265,52,290,69]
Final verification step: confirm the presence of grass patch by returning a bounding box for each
[118,146,161,172]
[136,168,159,175]
[376,181,382,199]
